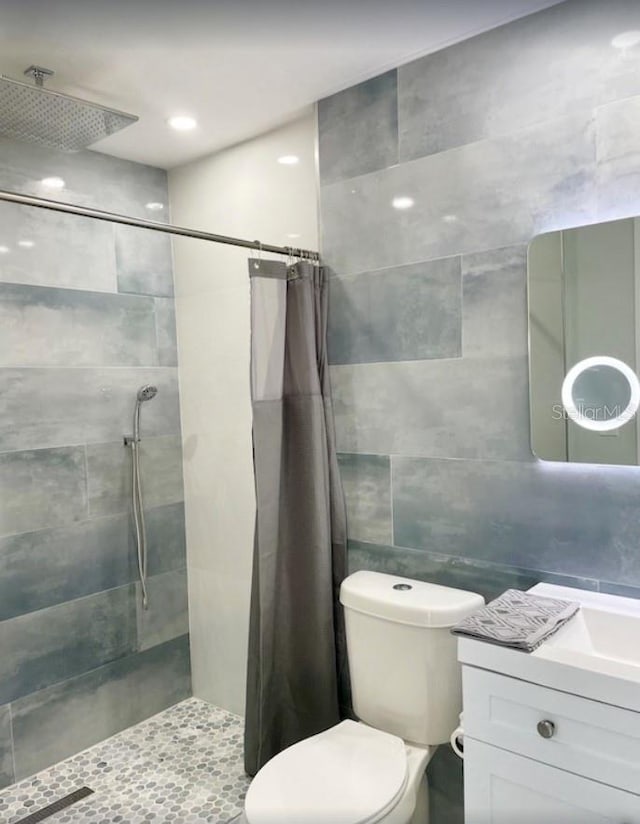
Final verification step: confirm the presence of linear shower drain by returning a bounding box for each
[14,786,94,823]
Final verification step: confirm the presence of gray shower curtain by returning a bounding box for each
[244,257,347,776]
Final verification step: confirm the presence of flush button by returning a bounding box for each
[537,720,556,739]
[393,583,412,591]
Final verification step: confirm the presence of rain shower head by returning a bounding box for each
[0,66,138,153]
[137,385,158,403]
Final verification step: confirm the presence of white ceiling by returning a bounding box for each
[0,0,564,170]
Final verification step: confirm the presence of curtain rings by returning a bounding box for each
[253,240,262,270]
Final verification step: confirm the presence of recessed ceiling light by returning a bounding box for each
[0,245,9,254]
[18,240,35,248]
[611,31,640,49]
[286,233,301,239]
[277,155,300,165]
[41,176,65,189]
[168,115,197,131]
[392,196,415,210]
[145,202,164,211]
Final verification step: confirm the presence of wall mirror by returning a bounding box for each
[529,217,640,466]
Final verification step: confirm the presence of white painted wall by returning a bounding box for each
[168,111,319,715]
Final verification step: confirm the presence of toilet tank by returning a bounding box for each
[340,571,484,746]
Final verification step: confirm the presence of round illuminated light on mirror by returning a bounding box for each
[561,356,640,432]
[41,176,65,189]
[392,196,415,210]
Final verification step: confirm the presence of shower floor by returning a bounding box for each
[0,698,249,823]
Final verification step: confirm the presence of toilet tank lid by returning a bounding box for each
[340,571,485,628]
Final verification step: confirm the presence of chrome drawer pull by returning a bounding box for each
[537,719,556,739]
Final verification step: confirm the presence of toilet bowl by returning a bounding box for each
[244,720,433,824]
[243,571,484,824]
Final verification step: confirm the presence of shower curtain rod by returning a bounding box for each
[0,189,320,261]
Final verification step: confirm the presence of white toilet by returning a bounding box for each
[243,570,484,824]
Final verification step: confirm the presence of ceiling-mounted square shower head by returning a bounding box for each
[0,67,138,153]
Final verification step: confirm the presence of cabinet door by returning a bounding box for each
[465,740,640,824]
[462,665,640,794]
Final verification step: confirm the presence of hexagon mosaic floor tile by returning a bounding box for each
[0,698,250,823]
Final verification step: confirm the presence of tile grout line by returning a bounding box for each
[0,568,188,627]
[0,366,179,370]
[0,432,183,459]
[394,67,400,169]
[350,538,602,591]
[1,581,140,627]
[337,449,540,467]
[320,103,596,193]
[82,443,91,522]
[389,454,395,548]
[0,499,184,544]
[8,702,17,789]
[328,351,522,367]
[153,297,162,366]
[5,635,192,769]
[326,247,482,280]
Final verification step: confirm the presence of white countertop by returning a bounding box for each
[458,583,640,712]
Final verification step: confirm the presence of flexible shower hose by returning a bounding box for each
[131,439,149,610]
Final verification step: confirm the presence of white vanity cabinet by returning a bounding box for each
[462,667,640,823]
[459,583,640,824]
[465,739,640,823]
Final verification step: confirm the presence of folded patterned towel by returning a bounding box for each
[451,589,579,652]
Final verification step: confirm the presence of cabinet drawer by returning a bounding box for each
[463,666,640,795]
[465,739,640,824]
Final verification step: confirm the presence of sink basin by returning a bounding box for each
[541,604,640,668]
[458,583,640,712]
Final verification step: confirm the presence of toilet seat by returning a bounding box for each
[244,720,408,824]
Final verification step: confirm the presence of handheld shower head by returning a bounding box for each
[129,384,158,613]
[137,385,158,403]
[132,385,158,444]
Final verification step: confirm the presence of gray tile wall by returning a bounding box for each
[11,635,191,780]
[318,1,640,820]
[0,139,190,789]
